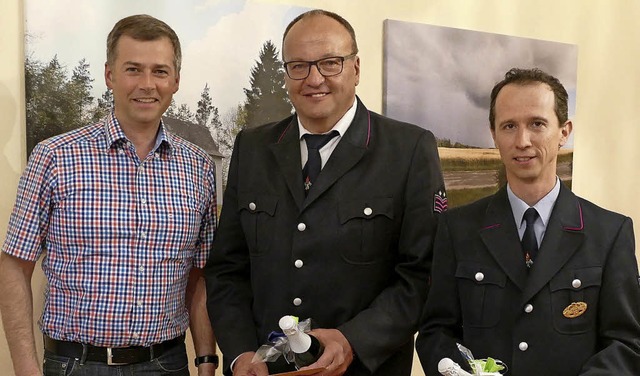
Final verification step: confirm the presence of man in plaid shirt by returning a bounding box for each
[0,15,217,376]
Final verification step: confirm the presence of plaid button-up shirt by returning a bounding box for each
[2,113,217,347]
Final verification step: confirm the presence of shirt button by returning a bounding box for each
[297,223,306,232]
[294,259,304,268]
[137,300,143,307]
[572,279,582,288]
[293,298,302,306]
[363,207,373,216]
[249,202,256,211]
[475,272,484,282]
[519,342,529,351]
[140,198,147,205]
[524,304,533,313]
[138,266,145,272]
[132,332,140,339]
[139,231,147,239]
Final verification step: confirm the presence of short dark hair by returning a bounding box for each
[107,14,182,72]
[489,68,569,129]
[282,9,359,59]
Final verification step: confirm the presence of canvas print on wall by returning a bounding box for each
[24,0,307,191]
[383,20,578,208]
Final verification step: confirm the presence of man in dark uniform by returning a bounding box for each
[205,9,445,376]
[417,68,640,376]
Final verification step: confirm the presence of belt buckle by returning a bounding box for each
[107,348,127,366]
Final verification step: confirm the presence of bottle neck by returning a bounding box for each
[286,330,312,353]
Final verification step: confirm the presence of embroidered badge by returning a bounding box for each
[434,190,448,213]
[562,301,588,318]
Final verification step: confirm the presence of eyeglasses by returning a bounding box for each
[283,53,357,80]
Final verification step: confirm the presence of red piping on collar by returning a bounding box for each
[277,122,293,143]
[563,202,584,231]
[365,111,371,147]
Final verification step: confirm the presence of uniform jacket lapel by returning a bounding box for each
[302,98,369,210]
[480,187,529,291]
[269,119,305,210]
[521,183,586,305]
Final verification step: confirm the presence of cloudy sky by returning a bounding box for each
[25,0,307,119]
[384,20,578,148]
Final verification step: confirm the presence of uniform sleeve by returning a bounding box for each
[203,131,260,373]
[578,217,640,375]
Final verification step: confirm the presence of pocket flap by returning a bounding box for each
[338,197,393,224]
[238,193,278,216]
[455,262,506,287]
[550,266,602,292]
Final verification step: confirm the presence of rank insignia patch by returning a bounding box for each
[434,190,448,213]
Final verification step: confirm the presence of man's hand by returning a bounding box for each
[232,352,269,376]
[300,329,354,376]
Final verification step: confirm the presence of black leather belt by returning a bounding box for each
[44,334,185,365]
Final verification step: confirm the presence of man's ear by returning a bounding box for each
[173,73,180,94]
[104,62,114,89]
[559,120,573,148]
[353,56,360,87]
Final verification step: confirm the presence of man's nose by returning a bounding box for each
[305,64,325,85]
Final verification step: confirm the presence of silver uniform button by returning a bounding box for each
[297,223,306,231]
[475,272,485,282]
[293,298,302,306]
[572,279,582,288]
[524,304,533,313]
[249,202,256,211]
[294,259,304,268]
[363,207,373,216]
[519,342,528,351]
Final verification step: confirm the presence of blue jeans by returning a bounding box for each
[42,342,189,376]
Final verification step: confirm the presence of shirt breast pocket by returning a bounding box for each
[338,197,394,265]
[238,193,278,257]
[456,263,506,328]
[549,266,602,334]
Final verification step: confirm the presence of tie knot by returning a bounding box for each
[303,130,339,150]
[523,207,539,225]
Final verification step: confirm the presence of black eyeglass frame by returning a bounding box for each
[283,53,358,80]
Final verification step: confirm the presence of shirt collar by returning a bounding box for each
[298,98,357,138]
[103,111,173,156]
[507,177,561,229]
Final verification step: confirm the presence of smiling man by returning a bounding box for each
[205,9,445,376]
[416,68,640,376]
[0,15,217,376]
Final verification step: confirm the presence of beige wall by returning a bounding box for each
[2,0,639,374]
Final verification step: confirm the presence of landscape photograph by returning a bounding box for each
[383,20,578,207]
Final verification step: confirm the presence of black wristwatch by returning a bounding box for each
[194,354,219,368]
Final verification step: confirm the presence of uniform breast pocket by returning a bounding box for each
[549,266,602,334]
[238,193,278,257]
[338,197,394,265]
[456,263,506,328]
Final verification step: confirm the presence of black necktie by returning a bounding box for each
[521,207,539,267]
[302,131,339,192]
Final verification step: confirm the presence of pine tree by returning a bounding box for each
[92,89,114,122]
[243,40,292,128]
[196,83,214,127]
[165,99,178,118]
[176,103,195,122]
